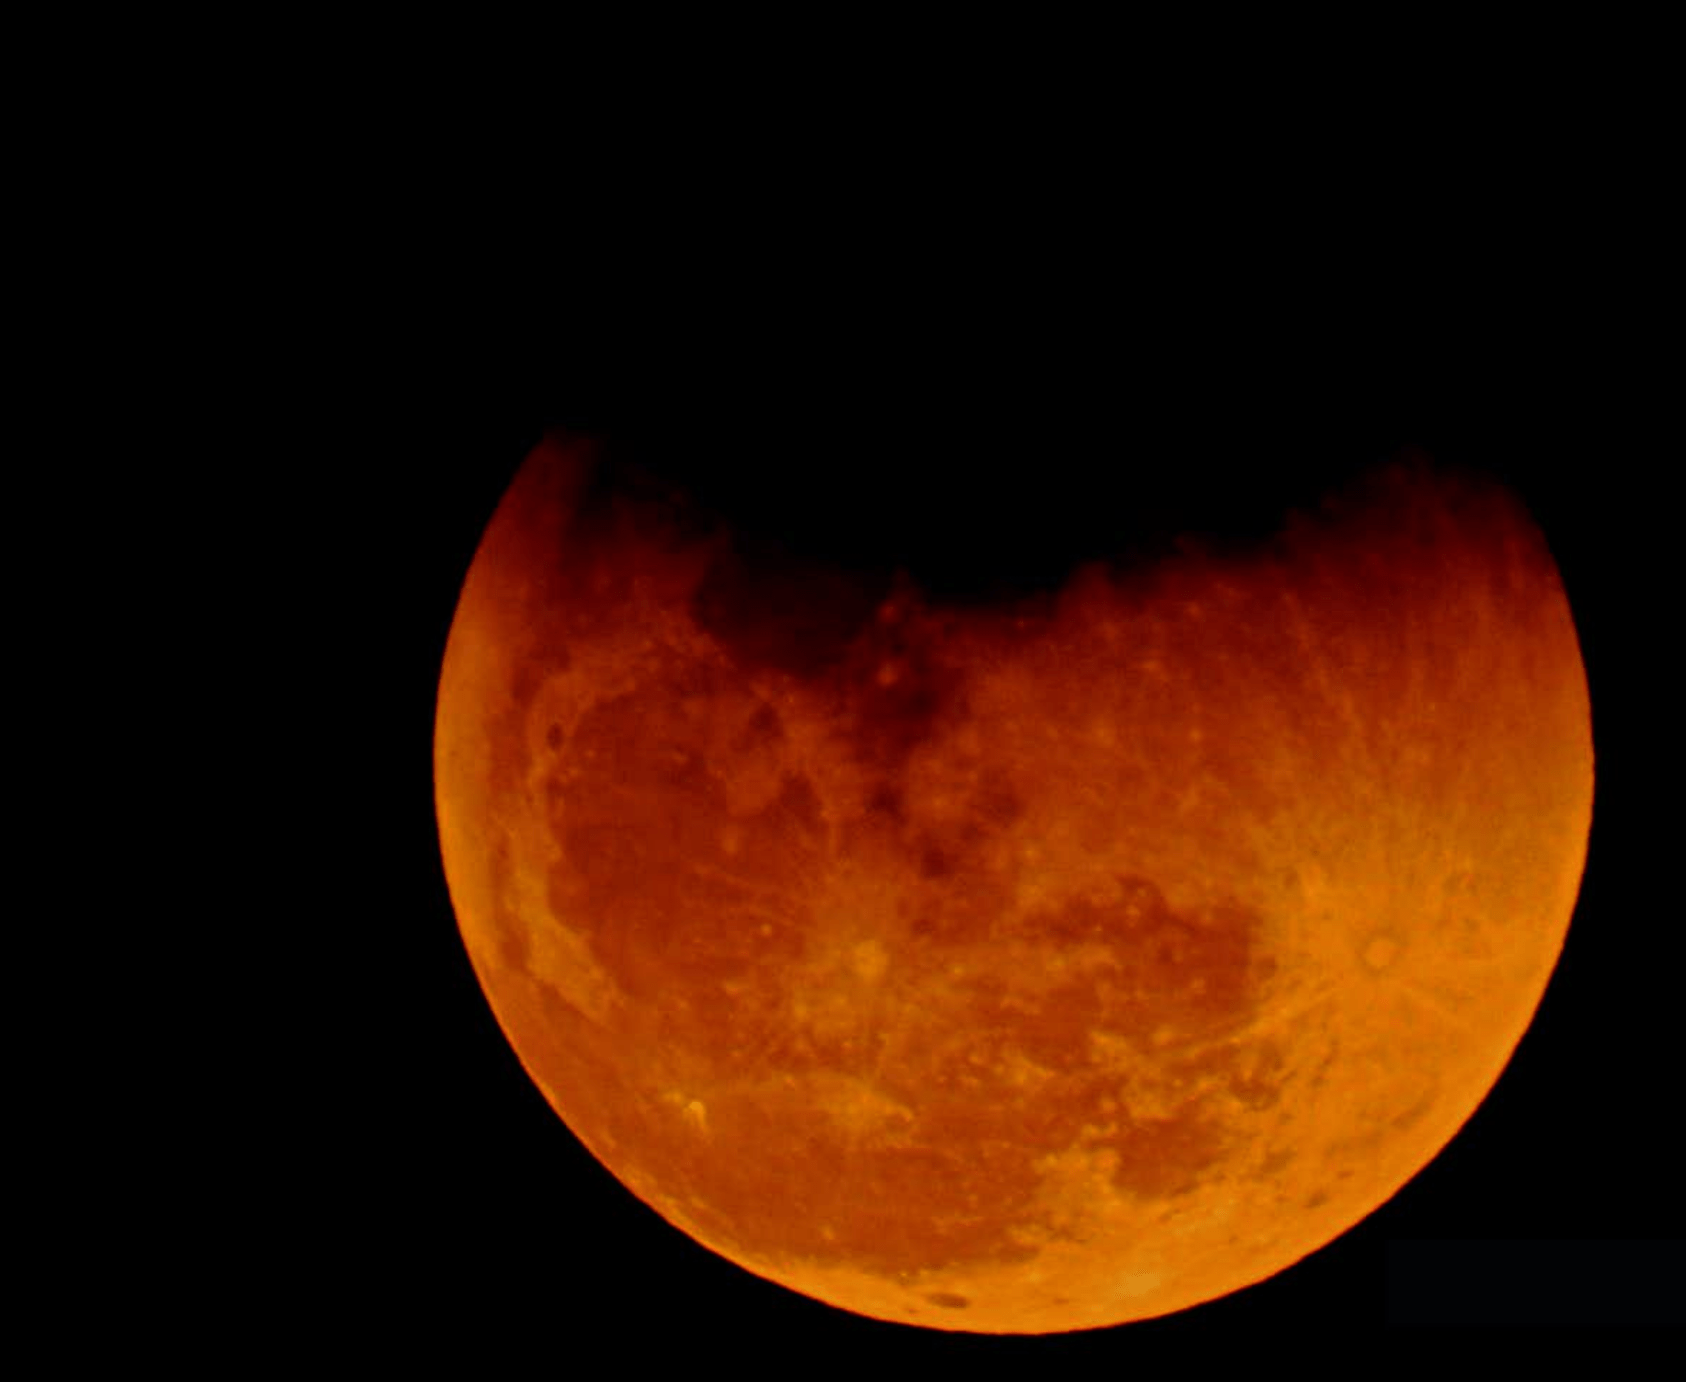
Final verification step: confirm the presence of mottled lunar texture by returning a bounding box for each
[434,436,1592,1332]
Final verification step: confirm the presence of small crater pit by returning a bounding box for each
[924,1291,971,1310]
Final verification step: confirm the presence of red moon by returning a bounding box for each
[434,435,1591,1332]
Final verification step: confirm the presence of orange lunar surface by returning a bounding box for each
[432,434,1592,1332]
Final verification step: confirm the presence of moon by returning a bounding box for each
[433,431,1592,1332]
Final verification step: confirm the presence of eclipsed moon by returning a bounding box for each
[433,434,1592,1332]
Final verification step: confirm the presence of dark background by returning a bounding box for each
[291,272,1678,1350]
